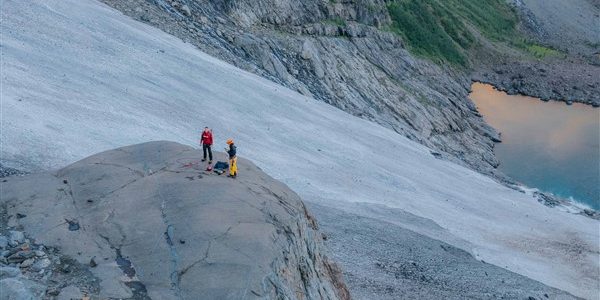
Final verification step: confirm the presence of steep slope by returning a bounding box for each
[0,141,349,299]
[101,0,502,175]
[1,0,598,298]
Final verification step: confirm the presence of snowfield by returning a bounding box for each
[1,0,598,298]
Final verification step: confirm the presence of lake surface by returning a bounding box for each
[469,83,599,209]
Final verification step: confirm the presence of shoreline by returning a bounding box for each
[466,81,599,218]
[471,78,600,108]
[470,59,600,107]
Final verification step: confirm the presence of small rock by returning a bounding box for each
[180,4,191,16]
[31,258,51,271]
[8,250,35,263]
[0,236,8,249]
[46,287,60,296]
[179,239,185,244]
[8,231,25,244]
[34,250,45,257]
[89,257,97,268]
[65,219,80,231]
[63,179,68,184]
[59,263,71,273]
[583,209,597,217]
[19,258,34,268]
[16,213,26,219]
[1,250,10,258]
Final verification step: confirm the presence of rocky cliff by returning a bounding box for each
[0,141,349,299]
[101,0,502,175]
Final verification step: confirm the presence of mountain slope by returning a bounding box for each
[1,0,598,298]
[101,0,503,175]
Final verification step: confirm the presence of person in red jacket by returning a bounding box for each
[200,127,213,163]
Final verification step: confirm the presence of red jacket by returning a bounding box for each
[201,131,213,145]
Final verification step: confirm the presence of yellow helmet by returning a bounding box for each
[226,139,234,145]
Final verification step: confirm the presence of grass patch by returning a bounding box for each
[524,44,564,59]
[386,0,520,66]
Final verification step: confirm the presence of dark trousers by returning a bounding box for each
[203,144,213,161]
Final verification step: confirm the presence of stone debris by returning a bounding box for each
[0,227,99,299]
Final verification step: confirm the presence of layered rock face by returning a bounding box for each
[101,0,501,175]
[0,141,349,299]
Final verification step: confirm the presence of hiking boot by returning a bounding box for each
[227,174,236,178]
[208,160,212,164]
[201,159,206,162]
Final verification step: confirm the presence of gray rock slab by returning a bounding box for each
[0,277,45,300]
[0,141,349,299]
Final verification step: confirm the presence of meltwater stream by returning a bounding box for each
[470,83,599,209]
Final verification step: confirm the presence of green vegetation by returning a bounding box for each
[524,44,564,59]
[386,0,520,66]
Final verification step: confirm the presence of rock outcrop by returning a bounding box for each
[0,141,349,299]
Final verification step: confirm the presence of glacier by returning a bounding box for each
[1,0,598,298]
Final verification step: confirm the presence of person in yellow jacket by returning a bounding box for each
[226,139,237,178]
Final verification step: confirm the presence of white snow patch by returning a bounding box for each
[1,0,598,298]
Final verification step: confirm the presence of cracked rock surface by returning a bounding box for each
[0,141,349,299]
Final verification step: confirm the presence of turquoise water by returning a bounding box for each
[470,83,600,209]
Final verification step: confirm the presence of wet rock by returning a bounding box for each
[582,209,599,219]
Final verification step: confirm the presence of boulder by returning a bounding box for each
[0,277,45,300]
[0,236,7,249]
[8,231,24,245]
[0,141,349,299]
